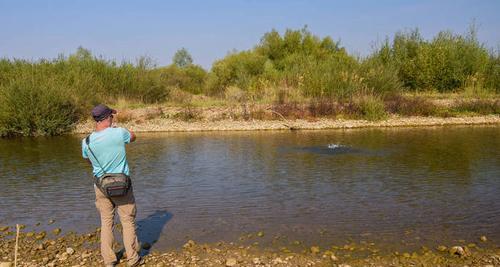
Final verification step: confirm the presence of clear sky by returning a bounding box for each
[1,0,499,69]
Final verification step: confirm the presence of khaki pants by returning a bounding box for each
[95,185,140,266]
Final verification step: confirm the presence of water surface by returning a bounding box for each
[0,126,499,251]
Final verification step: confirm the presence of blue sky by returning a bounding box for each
[1,0,499,68]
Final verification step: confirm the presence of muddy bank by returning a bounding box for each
[1,227,499,267]
[73,112,500,134]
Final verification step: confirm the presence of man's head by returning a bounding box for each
[92,104,116,125]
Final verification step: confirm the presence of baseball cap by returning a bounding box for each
[91,104,117,122]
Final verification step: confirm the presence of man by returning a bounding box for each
[81,104,143,267]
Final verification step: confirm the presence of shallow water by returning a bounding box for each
[1,126,499,251]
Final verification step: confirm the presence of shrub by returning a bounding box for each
[384,95,438,116]
[271,102,305,119]
[159,64,207,94]
[360,56,402,96]
[372,26,491,92]
[167,87,193,104]
[484,51,500,93]
[205,51,267,96]
[224,86,247,102]
[308,98,338,117]
[0,81,79,136]
[353,96,387,121]
[174,104,201,121]
[453,99,500,115]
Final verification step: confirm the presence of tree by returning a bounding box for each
[173,48,193,68]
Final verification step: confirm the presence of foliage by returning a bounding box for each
[159,64,207,94]
[371,27,491,92]
[0,48,167,136]
[172,48,194,68]
[353,96,387,121]
[0,80,79,136]
[1,26,499,136]
[484,49,500,93]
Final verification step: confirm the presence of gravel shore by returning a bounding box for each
[73,114,500,134]
[1,228,499,267]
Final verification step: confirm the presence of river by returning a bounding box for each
[0,125,499,251]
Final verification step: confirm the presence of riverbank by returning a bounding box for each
[0,228,499,267]
[73,111,500,134]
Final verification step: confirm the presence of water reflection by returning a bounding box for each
[0,126,499,251]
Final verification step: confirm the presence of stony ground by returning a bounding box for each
[1,227,499,267]
[72,104,500,134]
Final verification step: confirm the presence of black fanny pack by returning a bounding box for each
[86,136,131,198]
[95,173,131,198]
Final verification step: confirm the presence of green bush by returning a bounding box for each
[484,51,500,93]
[159,64,207,95]
[360,56,402,96]
[206,51,267,96]
[0,48,170,136]
[0,81,79,136]
[354,96,387,121]
[372,27,491,92]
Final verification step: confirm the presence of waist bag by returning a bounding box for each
[85,136,130,198]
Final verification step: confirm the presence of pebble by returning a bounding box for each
[480,235,488,242]
[436,245,447,252]
[66,247,75,255]
[225,258,237,266]
[183,240,196,249]
[35,232,46,240]
[272,257,284,264]
[81,252,92,259]
[310,246,320,254]
[449,246,470,257]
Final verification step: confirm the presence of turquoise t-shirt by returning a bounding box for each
[81,127,131,177]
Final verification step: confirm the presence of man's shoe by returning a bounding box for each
[129,256,145,267]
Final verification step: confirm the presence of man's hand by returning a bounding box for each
[129,130,136,142]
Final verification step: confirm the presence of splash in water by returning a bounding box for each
[327,143,345,149]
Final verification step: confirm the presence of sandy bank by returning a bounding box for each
[73,114,500,134]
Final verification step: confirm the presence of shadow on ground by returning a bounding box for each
[137,210,173,256]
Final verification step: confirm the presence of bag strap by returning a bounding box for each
[85,135,106,176]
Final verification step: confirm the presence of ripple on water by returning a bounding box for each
[0,126,499,250]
